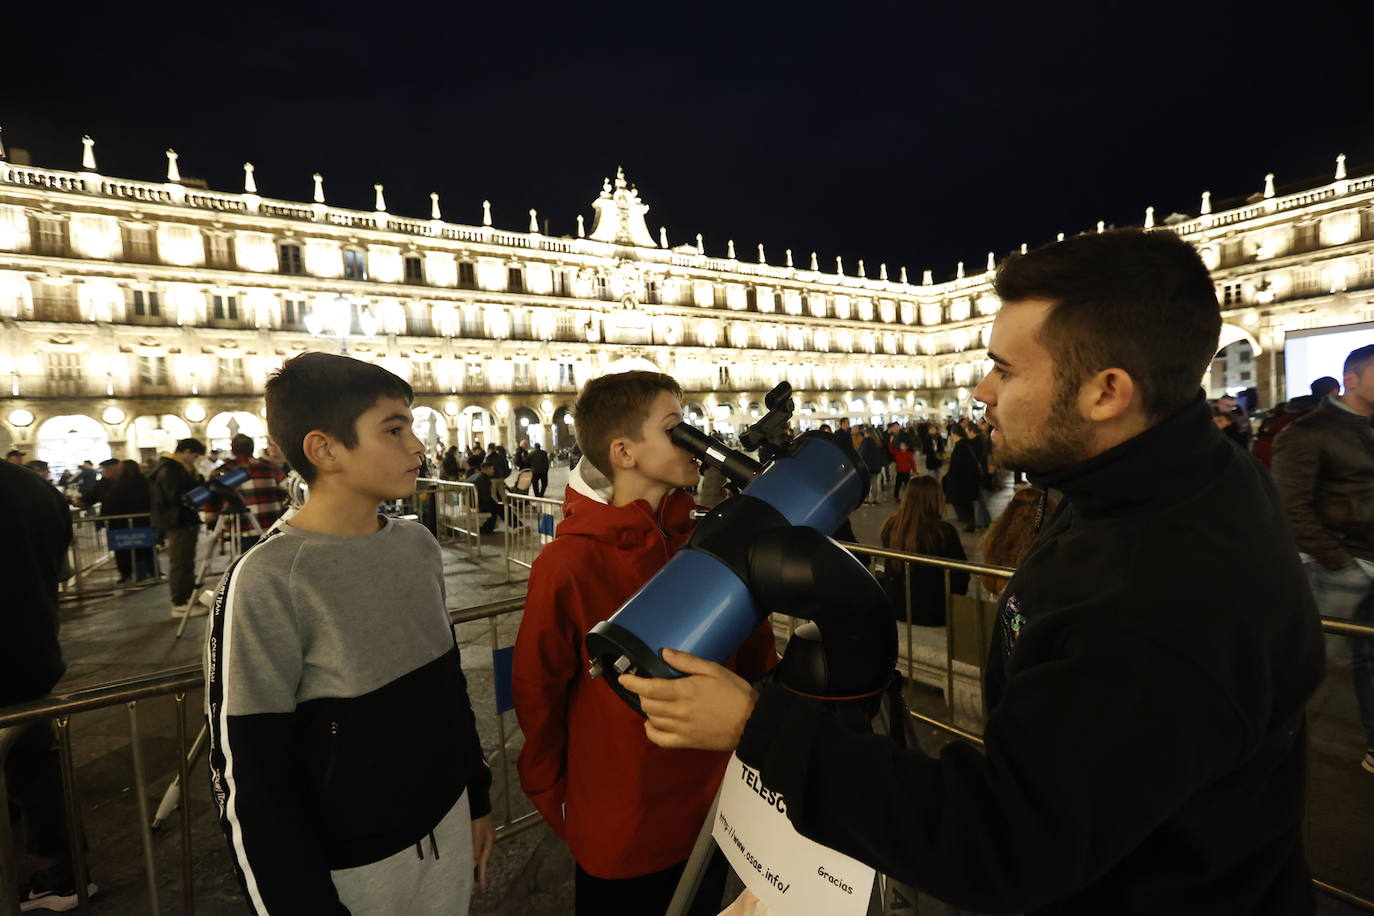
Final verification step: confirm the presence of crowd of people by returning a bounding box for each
[4,434,290,617]
[4,226,1370,912]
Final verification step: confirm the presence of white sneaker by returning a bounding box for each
[170,604,190,618]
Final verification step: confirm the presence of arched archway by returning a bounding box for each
[551,405,575,452]
[412,405,444,455]
[207,411,267,454]
[1218,323,1263,357]
[460,406,495,450]
[1209,339,1257,399]
[36,414,109,475]
[512,406,543,448]
[129,414,193,465]
[710,403,737,438]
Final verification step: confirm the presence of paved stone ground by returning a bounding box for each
[16,465,1373,914]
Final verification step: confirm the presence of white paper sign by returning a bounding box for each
[711,754,875,916]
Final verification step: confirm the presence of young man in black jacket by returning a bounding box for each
[149,437,206,617]
[624,230,1326,914]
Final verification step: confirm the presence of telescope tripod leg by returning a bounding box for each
[150,720,209,830]
[667,791,730,916]
[175,512,267,639]
[176,513,230,639]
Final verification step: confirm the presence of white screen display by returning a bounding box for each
[1284,322,1374,400]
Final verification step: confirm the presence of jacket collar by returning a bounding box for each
[1319,395,1374,425]
[1028,392,1232,519]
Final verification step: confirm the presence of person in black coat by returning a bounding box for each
[624,229,1327,915]
[440,445,463,481]
[468,460,500,533]
[857,430,885,505]
[103,459,158,582]
[1,460,88,905]
[941,425,982,529]
[527,443,551,498]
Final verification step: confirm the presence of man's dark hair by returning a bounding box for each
[175,438,206,455]
[265,352,413,485]
[1343,345,1374,378]
[994,229,1221,421]
[1310,376,1340,398]
[230,433,254,458]
[573,370,683,480]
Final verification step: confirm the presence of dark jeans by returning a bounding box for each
[164,525,198,605]
[574,850,728,915]
[532,471,548,498]
[5,720,71,861]
[478,512,497,535]
[893,471,911,502]
[1304,558,1374,747]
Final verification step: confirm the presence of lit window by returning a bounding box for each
[343,250,367,281]
[278,243,303,275]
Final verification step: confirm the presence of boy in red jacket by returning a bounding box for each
[889,439,916,502]
[513,370,777,914]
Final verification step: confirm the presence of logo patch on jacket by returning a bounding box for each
[1001,594,1027,655]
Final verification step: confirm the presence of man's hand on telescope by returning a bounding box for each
[619,648,758,751]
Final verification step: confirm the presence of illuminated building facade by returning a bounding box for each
[1,133,1372,469]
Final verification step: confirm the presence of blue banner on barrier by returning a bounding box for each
[538,513,556,542]
[492,645,515,714]
[107,527,158,550]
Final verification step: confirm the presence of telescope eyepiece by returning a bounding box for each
[669,422,762,487]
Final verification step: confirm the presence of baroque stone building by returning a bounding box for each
[1,133,1372,470]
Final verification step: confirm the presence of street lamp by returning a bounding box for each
[305,294,378,355]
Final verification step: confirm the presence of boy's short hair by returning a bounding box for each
[265,352,413,485]
[574,370,683,480]
[175,438,206,455]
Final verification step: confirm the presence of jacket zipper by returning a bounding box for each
[321,720,339,789]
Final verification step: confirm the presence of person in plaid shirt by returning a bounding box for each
[203,434,287,550]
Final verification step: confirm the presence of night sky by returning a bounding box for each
[4,1,1371,281]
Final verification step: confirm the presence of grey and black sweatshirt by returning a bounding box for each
[204,516,491,914]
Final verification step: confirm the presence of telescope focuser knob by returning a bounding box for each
[613,654,633,674]
[588,660,604,680]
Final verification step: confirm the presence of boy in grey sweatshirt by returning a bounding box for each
[205,352,493,915]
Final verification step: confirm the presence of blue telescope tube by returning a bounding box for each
[585,432,866,711]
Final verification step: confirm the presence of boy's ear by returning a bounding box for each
[607,435,637,473]
[301,430,341,478]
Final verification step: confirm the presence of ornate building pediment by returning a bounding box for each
[588,168,657,248]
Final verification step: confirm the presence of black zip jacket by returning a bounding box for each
[0,462,72,705]
[738,394,1325,914]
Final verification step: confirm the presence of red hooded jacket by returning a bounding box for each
[889,444,916,474]
[513,468,778,879]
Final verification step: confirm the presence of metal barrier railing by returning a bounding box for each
[0,597,531,916]
[416,477,485,559]
[502,492,564,582]
[60,511,165,602]
[6,547,1373,913]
